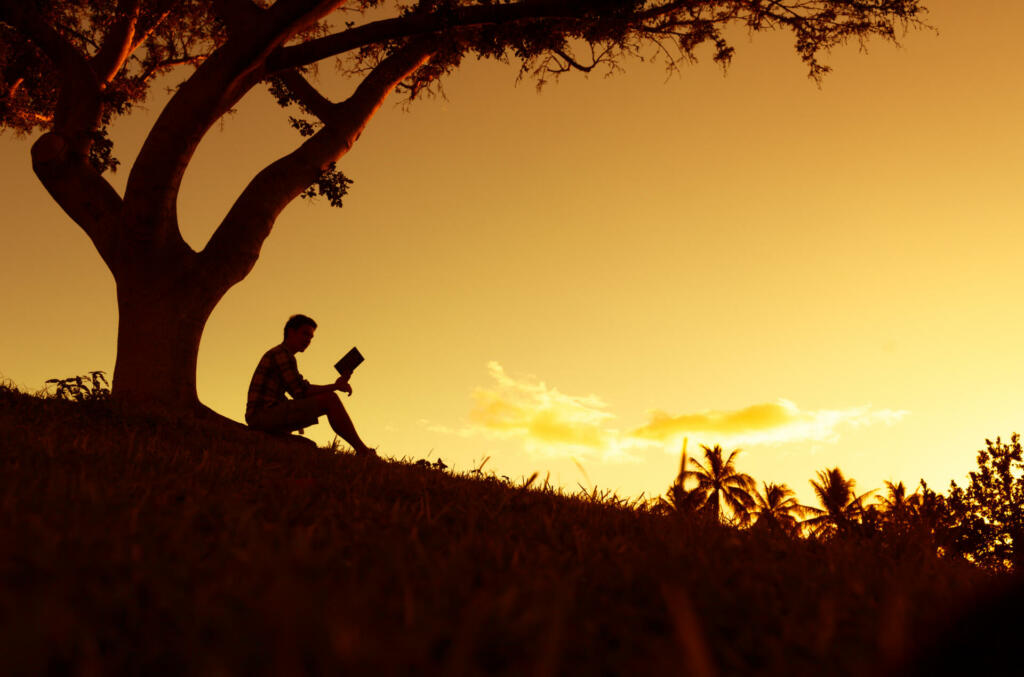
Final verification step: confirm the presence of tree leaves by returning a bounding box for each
[943,435,1024,570]
[300,161,354,208]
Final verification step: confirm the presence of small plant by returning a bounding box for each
[415,457,448,471]
[45,371,111,402]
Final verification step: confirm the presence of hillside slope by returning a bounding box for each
[0,387,990,675]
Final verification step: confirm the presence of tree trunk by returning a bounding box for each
[110,270,221,415]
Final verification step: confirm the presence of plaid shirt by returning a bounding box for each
[246,343,311,418]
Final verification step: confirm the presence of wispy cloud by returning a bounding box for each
[430,362,647,462]
[631,399,908,447]
[428,363,908,461]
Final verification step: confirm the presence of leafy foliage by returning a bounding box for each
[45,370,110,402]
[658,441,757,525]
[299,161,354,208]
[0,0,227,135]
[942,435,1024,571]
[802,467,875,539]
[3,0,930,175]
[751,481,805,536]
[656,439,709,517]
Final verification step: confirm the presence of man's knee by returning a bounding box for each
[315,391,340,410]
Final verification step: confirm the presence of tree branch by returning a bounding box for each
[136,54,208,84]
[199,38,438,291]
[1,0,125,263]
[276,69,336,121]
[91,0,142,84]
[0,0,105,151]
[268,0,589,71]
[123,0,345,245]
[129,0,178,53]
[31,134,124,270]
[212,0,265,36]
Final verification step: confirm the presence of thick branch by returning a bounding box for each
[2,0,125,265]
[277,70,336,121]
[122,0,345,244]
[31,133,124,269]
[269,0,590,71]
[212,0,266,35]
[199,39,438,291]
[91,0,142,84]
[129,0,177,53]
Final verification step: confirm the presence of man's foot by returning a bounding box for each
[355,446,379,459]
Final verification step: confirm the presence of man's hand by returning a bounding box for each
[334,375,352,396]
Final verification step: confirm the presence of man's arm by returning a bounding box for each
[275,348,353,397]
[274,348,313,399]
[306,375,353,397]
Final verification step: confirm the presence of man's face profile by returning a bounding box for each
[285,325,315,353]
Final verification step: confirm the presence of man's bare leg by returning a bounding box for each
[317,392,375,456]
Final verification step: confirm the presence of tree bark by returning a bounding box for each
[110,266,221,413]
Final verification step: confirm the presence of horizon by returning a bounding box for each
[2,0,1023,506]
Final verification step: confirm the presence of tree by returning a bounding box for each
[943,434,1024,571]
[750,481,803,536]
[870,479,920,534]
[0,0,929,415]
[657,438,708,517]
[802,467,874,539]
[683,444,755,526]
[876,480,919,516]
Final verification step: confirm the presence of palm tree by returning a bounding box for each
[877,480,920,517]
[802,467,875,539]
[751,482,805,536]
[874,480,921,534]
[657,438,708,516]
[683,444,756,526]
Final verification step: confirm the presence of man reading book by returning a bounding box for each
[246,314,375,457]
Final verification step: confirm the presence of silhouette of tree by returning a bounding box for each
[751,482,804,537]
[871,480,921,534]
[658,481,709,517]
[656,439,707,517]
[0,0,929,415]
[802,467,875,539]
[877,480,919,515]
[942,435,1024,571]
[683,444,756,526]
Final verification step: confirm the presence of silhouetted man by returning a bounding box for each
[246,314,375,457]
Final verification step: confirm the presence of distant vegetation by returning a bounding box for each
[659,437,1024,574]
[0,375,1013,674]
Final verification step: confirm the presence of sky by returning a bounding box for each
[2,0,1023,505]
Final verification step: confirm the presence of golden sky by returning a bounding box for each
[2,0,1023,504]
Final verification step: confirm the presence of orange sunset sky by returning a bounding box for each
[2,0,1022,504]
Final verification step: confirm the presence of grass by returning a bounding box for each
[0,385,997,675]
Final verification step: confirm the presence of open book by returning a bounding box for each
[334,347,364,376]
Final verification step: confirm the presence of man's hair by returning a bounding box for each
[284,314,317,339]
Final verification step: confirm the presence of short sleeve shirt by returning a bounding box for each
[246,344,311,417]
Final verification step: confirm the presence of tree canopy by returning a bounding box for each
[1,0,929,171]
[942,435,1024,570]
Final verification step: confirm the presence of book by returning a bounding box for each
[334,347,364,376]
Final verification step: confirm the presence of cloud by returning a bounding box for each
[436,362,648,462]
[427,363,907,463]
[631,399,908,447]
[468,362,613,448]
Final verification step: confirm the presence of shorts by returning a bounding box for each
[246,397,323,433]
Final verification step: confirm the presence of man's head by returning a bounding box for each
[283,314,317,353]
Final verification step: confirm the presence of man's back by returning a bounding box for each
[245,343,310,421]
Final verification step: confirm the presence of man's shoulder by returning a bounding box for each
[257,343,293,366]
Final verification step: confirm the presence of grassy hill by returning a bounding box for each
[0,385,995,675]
